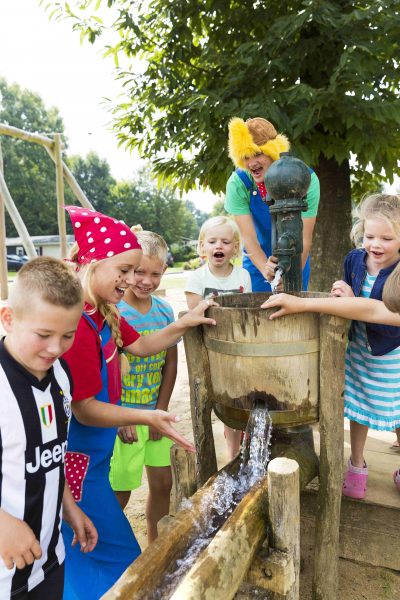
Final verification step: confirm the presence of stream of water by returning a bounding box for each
[270,268,283,294]
[148,408,272,599]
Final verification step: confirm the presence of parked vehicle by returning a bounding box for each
[6,254,26,271]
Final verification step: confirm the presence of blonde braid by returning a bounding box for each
[69,247,131,377]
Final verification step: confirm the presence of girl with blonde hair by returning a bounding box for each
[61,206,216,600]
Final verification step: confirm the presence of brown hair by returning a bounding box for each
[351,193,400,246]
[382,262,400,314]
[9,256,82,314]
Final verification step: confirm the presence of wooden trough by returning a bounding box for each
[103,293,346,600]
[102,445,318,600]
[183,293,347,600]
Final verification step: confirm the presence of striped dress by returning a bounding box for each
[344,273,400,431]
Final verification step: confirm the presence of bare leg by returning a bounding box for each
[395,427,400,446]
[145,465,172,544]
[349,420,369,468]
[114,490,131,511]
[224,425,242,461]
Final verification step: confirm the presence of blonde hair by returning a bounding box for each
[197,216,242,258]
[132,228,168,263]
[69,242,124,352]
[9,256,82,315]
[351,193,400,246]
[382,262,400,314]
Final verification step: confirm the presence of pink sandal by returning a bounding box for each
[393,469,400,491]
[342,459,368,499]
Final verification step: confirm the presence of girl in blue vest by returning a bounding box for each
[262,194,400,497]
[61,206,216,600]
[224,117,320,292]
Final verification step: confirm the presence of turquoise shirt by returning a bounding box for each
[224,170,320,217]
[118,295,175,409]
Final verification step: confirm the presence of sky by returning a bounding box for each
[0,0,219,211]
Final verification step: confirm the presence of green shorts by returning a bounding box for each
[109,424,173,491]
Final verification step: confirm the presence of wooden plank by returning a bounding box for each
[181,318,217,486]
[301,488,400,571]
[44,145,93,209]
[0,171,36,258]
[313,314,347,600]
[0,123,53,148]
[0,141,8,299]
[170,444,197,515]
[54,134,67,258]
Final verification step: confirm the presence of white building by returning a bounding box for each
[6,235,75,259]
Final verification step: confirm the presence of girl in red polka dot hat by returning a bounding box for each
[61,206,217,600]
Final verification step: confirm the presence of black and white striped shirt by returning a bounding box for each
[0,340,72,598]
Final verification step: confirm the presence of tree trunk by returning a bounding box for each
[310,157,352,292]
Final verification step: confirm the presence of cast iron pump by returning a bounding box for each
[265,153,311,292]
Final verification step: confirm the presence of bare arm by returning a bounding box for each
[148,345,178,441]
[156,345,178,411]
[185,291,203,310]
[71,399,194,452]
[261,294,400,326]
[233,214,269,275]
[302,217,316,268]
[62,483,98,553]
[125,299,217,357]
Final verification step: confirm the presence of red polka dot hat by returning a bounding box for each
[65,206,141,264]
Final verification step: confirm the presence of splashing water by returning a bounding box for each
[148,408,272,599]
[270,268,283,294]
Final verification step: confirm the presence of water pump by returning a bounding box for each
[265,153,311,292]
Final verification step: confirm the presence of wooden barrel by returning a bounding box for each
[204,292,326,429]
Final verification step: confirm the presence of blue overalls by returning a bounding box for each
[236,169,311,292]
[62,313,141,600]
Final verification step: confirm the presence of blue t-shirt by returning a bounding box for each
[118,295,175,409]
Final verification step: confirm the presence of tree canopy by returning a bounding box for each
[0,78,203,244]
[47,0,400,195]
[0,77,65,236]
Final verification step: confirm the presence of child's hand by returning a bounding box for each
[118,425,138,444]
[179,298,218,328]
[331,280,354,297]
[150,410,195,452]
[260,293,305,319]
[263,255,279,282]
[0,510,42,570]
[62,501,98,554]
[149,425,162,441]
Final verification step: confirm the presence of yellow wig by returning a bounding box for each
[228,117,290,168]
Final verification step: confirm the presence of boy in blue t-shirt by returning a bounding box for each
[109,230,177,544]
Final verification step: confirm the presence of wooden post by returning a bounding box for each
[313,314,347,600]
[170,445,197,515]
[268,457,300,600]
[54,134,67,258]
[0,171,36,258]
[0,141,8,299]
[181,318,217,486]
[44,145,93,209]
